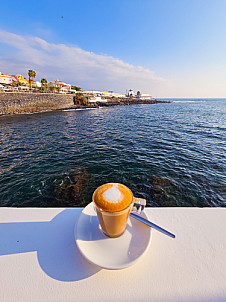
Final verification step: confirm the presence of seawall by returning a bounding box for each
[0,92,74,115]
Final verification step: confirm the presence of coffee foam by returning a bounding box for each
[93,183,133,212]
[103,184,123,203]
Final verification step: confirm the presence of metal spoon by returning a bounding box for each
[130,212,175,238]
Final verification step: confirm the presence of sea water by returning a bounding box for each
[0,99,225,207]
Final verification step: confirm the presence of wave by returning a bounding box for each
[76,108,97,111]
[171,100,208,103]
[172,100,196,103]
[62,108,98,112]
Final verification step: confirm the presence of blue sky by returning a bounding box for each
[1,0,226,97]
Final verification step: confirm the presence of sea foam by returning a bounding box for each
[103,184,123,203]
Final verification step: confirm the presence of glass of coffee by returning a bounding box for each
[93,183,146,238]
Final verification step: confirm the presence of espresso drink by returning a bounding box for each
[93,183,133,237]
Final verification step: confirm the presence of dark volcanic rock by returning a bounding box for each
[149,176,178,207]
[54,167,92,207]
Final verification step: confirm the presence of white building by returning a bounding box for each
[126,89,135,97]
[139,93,153,100]
[19,86,29,91]
[35,81,42,88]
[0,72,13,85]
[47,80,71,93]
[105,91,125,98]
[88,96,107,103]
[83,90,102,96]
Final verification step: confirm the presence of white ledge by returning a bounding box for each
[0,207,226,302]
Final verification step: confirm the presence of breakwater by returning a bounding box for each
[0,92,170,115]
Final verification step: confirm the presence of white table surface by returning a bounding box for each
[0,207,226,302]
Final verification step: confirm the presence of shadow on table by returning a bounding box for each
[0,209,101,281]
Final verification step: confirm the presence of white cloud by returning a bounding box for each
[0,29,165,94]
[1,29,226,97]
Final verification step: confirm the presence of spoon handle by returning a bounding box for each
[130,213,175,239]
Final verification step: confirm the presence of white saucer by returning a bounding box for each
[75,202,152,270]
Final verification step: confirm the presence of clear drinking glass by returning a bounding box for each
[93,184,146,238]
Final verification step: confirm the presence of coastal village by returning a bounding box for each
[0,70,153,101]
[0,69,163,115]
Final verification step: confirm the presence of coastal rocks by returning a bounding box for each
[54,167,92,207]
[73,94,88,105]
[95,98,168,107]
[149,176,178,206]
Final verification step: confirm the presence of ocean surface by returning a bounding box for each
[0,99,225,207]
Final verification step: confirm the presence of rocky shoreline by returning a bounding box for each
[79,98,171,107]
[0,92,171,116]
[58,97,172,112]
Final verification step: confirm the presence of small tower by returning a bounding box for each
[127,89,134,97]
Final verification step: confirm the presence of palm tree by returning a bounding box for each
[41,78,47,92]
[28,70,36,90]
[41,78,47,86]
